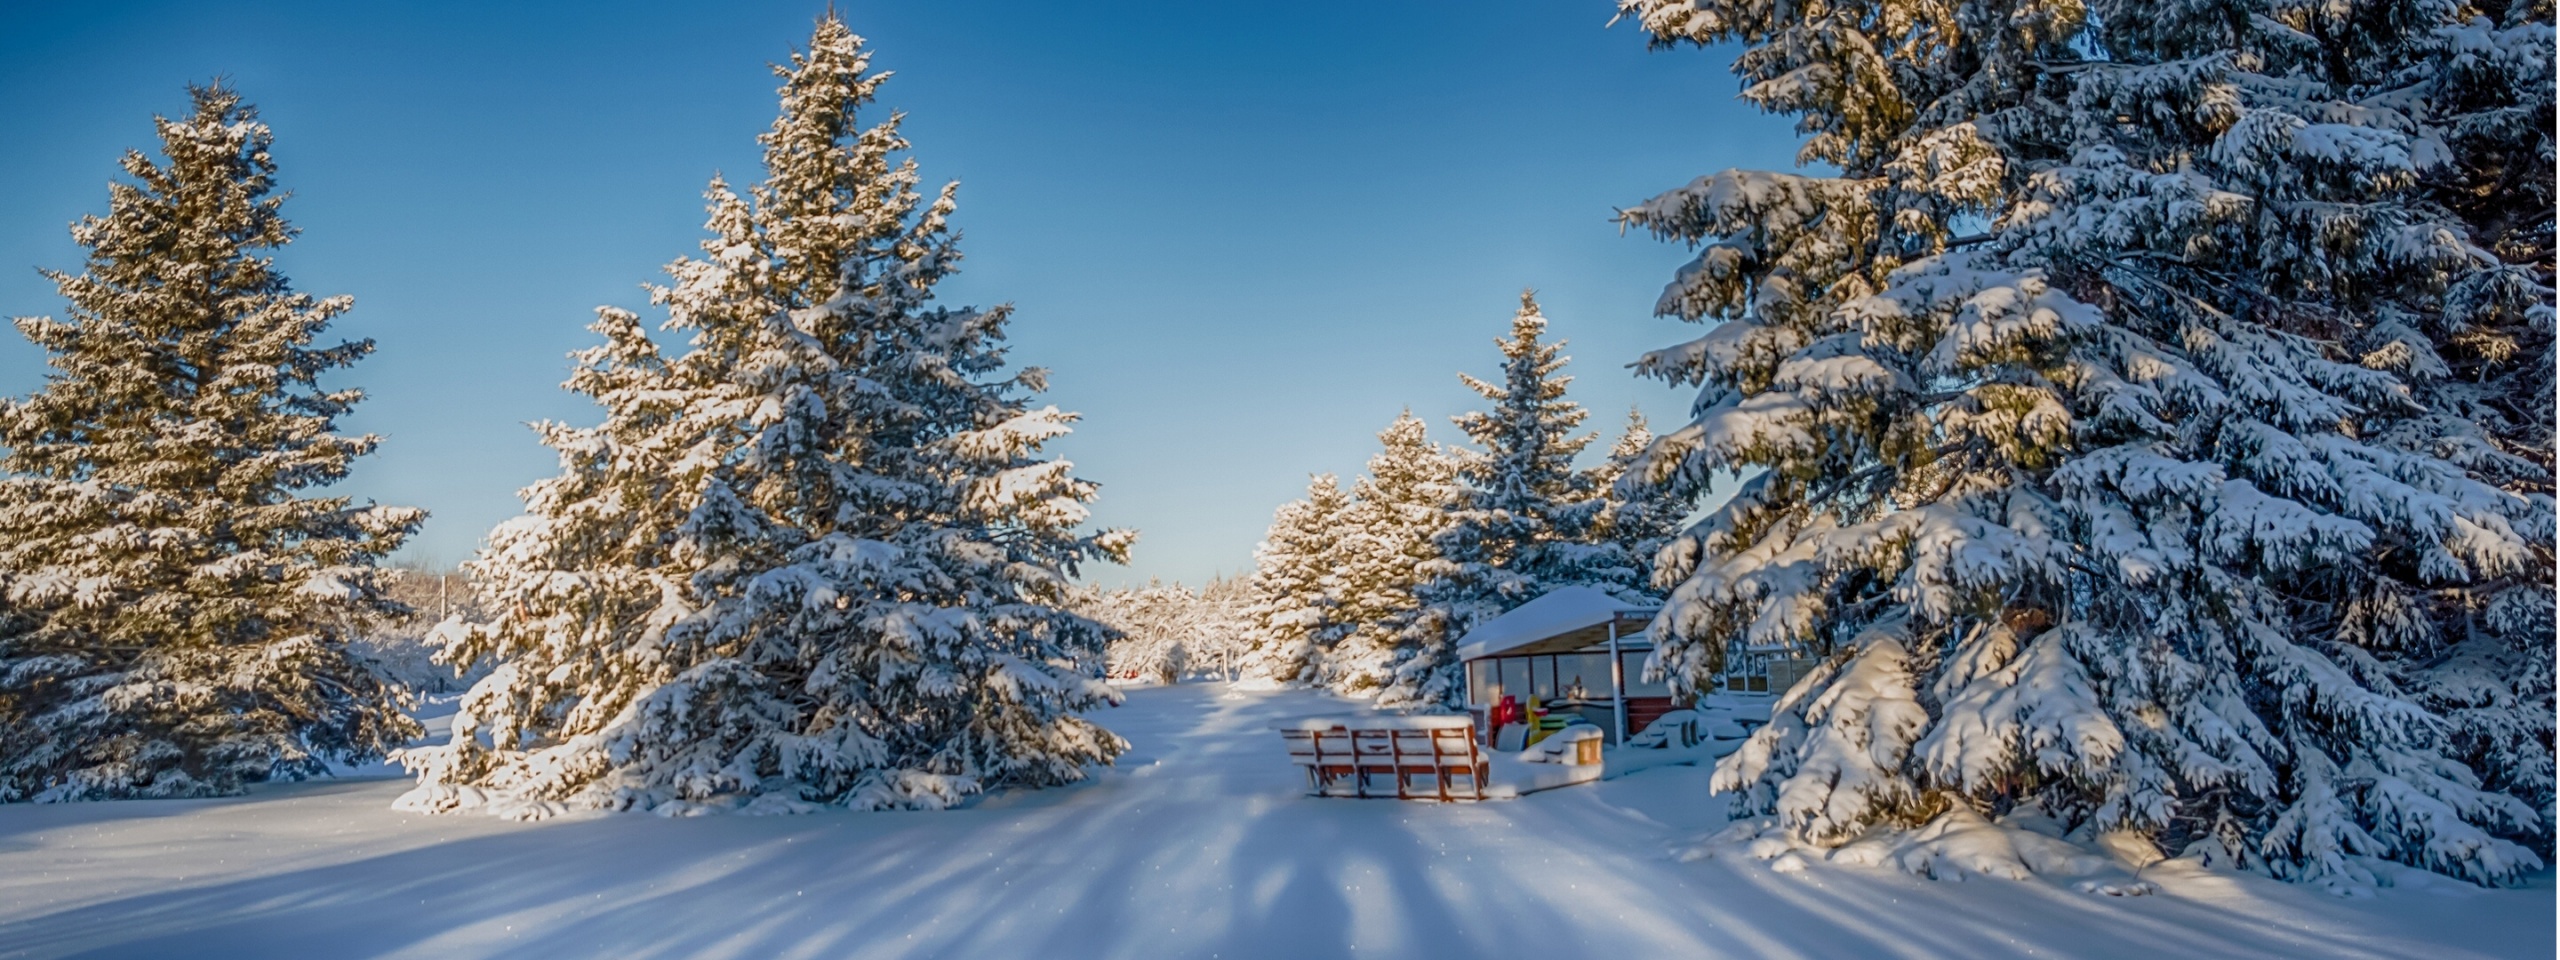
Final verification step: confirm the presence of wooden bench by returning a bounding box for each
[1276,715,1489,801]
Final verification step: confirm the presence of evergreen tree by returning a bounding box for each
[398,17,1130,818]
[1236,475,1351,686]
[1594,408,1690,595]
[0,85,423,801]
[1380,293,1633,709]
[1612,0,2550,887]
[2382,4,2558,834]
[1323,412,1460,696]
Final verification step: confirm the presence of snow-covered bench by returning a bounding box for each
[1624,709,1703,749]
[1486,724,1605,793]
[1274,715,1489,801]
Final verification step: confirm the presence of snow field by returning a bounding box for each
[0,683,2547,959]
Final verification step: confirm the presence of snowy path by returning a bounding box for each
[0,684,2547,959]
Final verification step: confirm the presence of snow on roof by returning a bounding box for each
[1454,586,1656,662]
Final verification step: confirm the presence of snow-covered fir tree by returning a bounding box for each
[1236,474,1352,686]
[0,85,423,801]
[1611,0,2552,887]
[2380,3,2558,835]
[1593,408,1691,593]
[1322,412,1460,696]
[1379,294,1639,709]
[397,16,1131,818]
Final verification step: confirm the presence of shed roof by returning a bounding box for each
[1454,586,1659,661]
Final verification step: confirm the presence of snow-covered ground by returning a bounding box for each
[0,683,2547,959]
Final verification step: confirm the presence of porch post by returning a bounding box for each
[1608,618,1626,746]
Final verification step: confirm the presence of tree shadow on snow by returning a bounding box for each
[2,687,2546,960]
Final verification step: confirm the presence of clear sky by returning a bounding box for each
[0,1,1795,587]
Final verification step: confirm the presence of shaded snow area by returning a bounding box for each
[0,684,2548,959]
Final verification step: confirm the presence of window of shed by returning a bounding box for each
[1621,651,1671,696]
[1467,660,1500,706]
[1556,655,1597,701]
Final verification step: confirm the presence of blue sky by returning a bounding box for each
[0,1,1795,586]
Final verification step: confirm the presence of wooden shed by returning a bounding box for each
[1454,587,1677,747]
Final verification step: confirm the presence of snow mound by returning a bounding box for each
[1625,709,1701,749]
[1678,806,2173,891]
[1828,807,2112,880]
[390,783,571,822]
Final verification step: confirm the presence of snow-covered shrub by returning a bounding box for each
[1074,580,1249,685]
[1189,575,1256,680]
